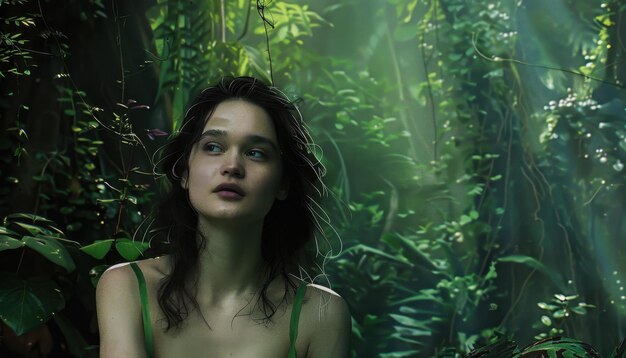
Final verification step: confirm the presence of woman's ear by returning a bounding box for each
[180,171,189,189]
[276,177,290,200]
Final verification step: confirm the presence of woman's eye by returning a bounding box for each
[247,149,266,159]
[203,143,223,153]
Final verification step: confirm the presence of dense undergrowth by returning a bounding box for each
[0,0,625,356]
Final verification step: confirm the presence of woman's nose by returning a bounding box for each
[220,153,245,177]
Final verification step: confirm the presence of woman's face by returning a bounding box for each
[183,99,288,225]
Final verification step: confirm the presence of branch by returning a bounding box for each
[472,31,626,89]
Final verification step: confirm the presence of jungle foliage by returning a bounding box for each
[0,0,625,357]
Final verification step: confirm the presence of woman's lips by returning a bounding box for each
[215,189,244,199]
[213,183,245,200]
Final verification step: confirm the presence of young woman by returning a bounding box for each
[96,77,351,357]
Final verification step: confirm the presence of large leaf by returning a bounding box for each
[23,236,76,272]
[0,235,24,252]
[515,337,600,357]
[80,239,114,260]
[0,273,65,336]
[115,238,150,261]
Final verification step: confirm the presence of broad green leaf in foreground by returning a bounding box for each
[0,273,65,336]
[514,337,600,357]
[22,236,76,272]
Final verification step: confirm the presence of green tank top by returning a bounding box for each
[129,262,307,358]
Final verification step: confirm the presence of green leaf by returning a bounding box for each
[115,238,150,261]
[541,315,552,326]
[459,214,472,225]
[393,325,431,337]
[0,227,19,236]
[517,337,595,356]
[8,222,45,236]
[89,265,109,288]
[4,214,63,238]
[553,309,566,319]
[0,235,24,251]
[498,255,565,291]
[389,314,430,331]
[80,239,114,260]
[0,273,65,336]
[390,289,444,306]
[22,236,76,272]
[339,244,412,266]
[484,261,498,281]
[554,294,567,301]
[537,302,558,311]
[5,213,55,226]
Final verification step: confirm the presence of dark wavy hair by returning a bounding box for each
[152,76,326,331]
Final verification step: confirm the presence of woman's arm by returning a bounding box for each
[304,285,352,358]
[96,264,148,358]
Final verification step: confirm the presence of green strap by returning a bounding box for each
[288,284,308,358]
[129,262,154,358]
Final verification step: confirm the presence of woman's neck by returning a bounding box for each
[192,216,267,307]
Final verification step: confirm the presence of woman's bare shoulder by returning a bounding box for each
[96,256,171,319]
[300,284,351,357]
[99,256,170,289]
[302,283,350,320]
[96,262,136,300]
[95,257,169,358]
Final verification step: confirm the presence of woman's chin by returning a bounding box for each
[199,210,265,225]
